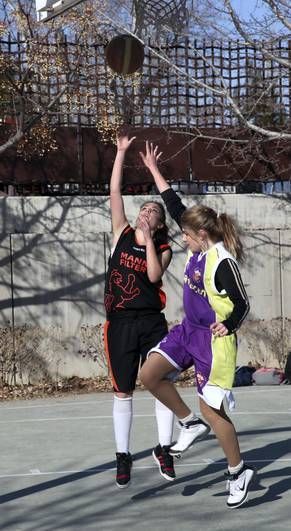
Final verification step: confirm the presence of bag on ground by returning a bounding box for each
[233,366,256,387]
[252,367,285,385]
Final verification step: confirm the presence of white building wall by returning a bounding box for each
[0,194,290,381]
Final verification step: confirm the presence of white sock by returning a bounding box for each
[155,399,174,447]
[179,411,197,424]
[228,460,244,475]
[113,395,133,454]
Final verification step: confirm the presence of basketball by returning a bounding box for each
[105,34,144,75]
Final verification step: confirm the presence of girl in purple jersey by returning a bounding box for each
[139,142,256,509]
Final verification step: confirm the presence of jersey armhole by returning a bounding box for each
[157,243,172,256]
[111,225,132,257]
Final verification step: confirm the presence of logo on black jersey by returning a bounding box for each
[104,269,141,312]
[120,252,147,273]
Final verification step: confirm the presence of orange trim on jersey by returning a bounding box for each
[103,321,120,392]
[158,288,167,309]
[123,225,132,236]
[157,243,171,256]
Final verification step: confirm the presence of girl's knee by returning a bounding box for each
[140,352,174,390]
[140,364,156,389]
[200,398,232,425]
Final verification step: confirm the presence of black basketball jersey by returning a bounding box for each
[104,225,171,316]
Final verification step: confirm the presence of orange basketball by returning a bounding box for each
[105,34,144,75]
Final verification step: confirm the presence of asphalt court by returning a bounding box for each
[0,386,290,531]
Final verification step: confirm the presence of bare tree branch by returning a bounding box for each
[224,0,291,68]
[262,0,291,31]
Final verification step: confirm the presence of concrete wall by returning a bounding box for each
[0,194,291,382]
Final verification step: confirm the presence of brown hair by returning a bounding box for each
[181,205,245,262]
[140,201,169,247]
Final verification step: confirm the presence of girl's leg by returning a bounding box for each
[140,353,210,456]
[153,399,176,482]
[142,354,185,482]
[199,397,241,467]
[155,399,174,446]
[113,392,133,454]
[199,397,255,508]
[113,391,133,489]
[140,352,191,418]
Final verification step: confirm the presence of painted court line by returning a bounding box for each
[1,458,291,479]
[0,414,155,424]
[0,410,291,424]
[0,387,289,411]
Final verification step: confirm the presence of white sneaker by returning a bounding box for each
[169,418,211,457]
[226,465,256,508]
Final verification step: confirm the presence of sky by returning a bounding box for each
[232,0,253,16]
[32,0,263,23]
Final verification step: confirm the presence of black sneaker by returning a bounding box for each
[116,452,132,489]
[152,444,176,481]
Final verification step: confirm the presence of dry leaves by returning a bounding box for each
[0,368,195,401]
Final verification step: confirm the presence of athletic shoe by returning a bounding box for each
[152,444,176,481]
[225,464,256,508]
[169,418,211,457]
[115,452,132,488]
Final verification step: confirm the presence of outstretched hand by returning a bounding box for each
[139,140,163,171]
[117,135,136,152]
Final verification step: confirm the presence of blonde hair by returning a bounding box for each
[181,205,245,262]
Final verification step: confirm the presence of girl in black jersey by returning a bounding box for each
[104,134,176,488]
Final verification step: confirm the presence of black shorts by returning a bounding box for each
[104,311,168,393]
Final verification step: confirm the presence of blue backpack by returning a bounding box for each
[234,366,256,387]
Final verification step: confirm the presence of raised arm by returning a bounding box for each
[140,140,186,228]
[110,135,136,241]
[139,140,170,193]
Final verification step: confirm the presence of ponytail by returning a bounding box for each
[217,213,245,262]
[181,205,245,262]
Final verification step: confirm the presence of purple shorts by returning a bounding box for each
[150,318,213,395]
